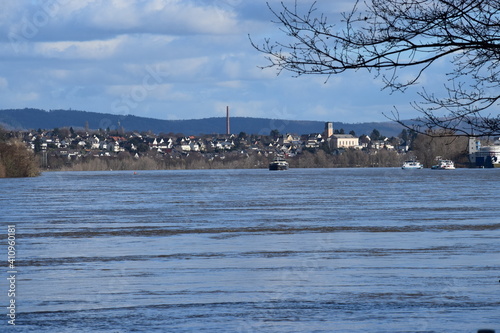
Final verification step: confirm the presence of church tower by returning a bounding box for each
[324,122,333,138]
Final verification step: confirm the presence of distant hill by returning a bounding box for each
[0,108,404,137]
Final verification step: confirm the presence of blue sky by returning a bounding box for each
[0,0,448,123]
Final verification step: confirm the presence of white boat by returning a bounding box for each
[269,156,289,170]
[431,159,455,170]
[402,160,423,169]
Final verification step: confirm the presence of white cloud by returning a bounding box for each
[17,92,40,102]
[106,83,188,102]
[308,105,330,117]
[0,77,8,90]
[221,58,242,78]
[64,0,241,37]
[216,80,244,89]
[150,57,211,81]
[34,36,126,59]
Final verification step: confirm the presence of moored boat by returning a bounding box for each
[269,156,289,170]
[431,159,455,170]
[401,160,423,169]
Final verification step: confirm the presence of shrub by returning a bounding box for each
[0,140,40,178]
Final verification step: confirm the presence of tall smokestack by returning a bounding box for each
[226,106,230,135]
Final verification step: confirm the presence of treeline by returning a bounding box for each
[55,149,415,171]
[412,134,470,167]
[0,129,39,178]
[56,152,273,171]
[290,149,405,168]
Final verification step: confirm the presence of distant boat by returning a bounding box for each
[269,156,289,170]
[431,159,455,170]
[401,160,423,169]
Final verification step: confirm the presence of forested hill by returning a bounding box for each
[0,108,404,137]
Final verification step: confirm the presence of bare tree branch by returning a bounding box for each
[250,0,500,137]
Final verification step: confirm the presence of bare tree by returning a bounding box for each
[251,0,500,137]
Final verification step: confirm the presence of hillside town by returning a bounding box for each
[5,121,417,169]
[3,119,496,177]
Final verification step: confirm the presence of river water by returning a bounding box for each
[0,168,499,332]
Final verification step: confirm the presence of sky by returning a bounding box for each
[0,0,450,124]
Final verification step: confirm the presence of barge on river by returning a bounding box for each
[269,156,289,171]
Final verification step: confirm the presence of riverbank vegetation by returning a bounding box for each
[0,128,39,178]
[53,149,410,171]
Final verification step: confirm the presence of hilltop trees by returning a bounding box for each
[252,0,500,137]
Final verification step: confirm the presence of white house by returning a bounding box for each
[91,136,100,149]
[329,134,359,149]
